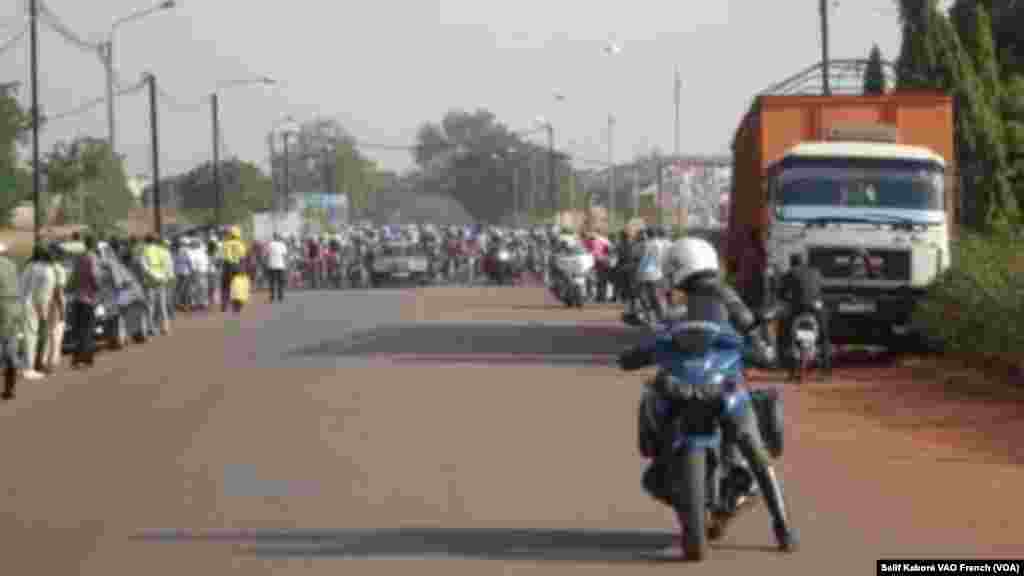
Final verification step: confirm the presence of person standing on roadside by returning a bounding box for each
[160,238,176,323]
[265,233,288,303]
[221,226,247,312]
[125,236,151,341]
[188,238,210,310]
[207,237,221,311]
[173,239,193,312]
[70,236,100,369]
[141,234,170,336]
[18,246,55,380]
[0,243,21,399]
[40,246,67,374]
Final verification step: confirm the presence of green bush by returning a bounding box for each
[913,231,1024,363]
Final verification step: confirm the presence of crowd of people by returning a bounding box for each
[0,225,254,401]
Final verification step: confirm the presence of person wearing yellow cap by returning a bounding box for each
[220,226,247,313]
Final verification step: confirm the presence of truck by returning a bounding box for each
[727,92,956,345]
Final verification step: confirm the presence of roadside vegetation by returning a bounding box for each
[896,2,1024,380]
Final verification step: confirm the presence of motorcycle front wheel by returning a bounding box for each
[676,449,709,561]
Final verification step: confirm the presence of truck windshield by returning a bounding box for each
[775,158,943,211]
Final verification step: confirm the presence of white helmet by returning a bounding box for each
[664,237,719,288]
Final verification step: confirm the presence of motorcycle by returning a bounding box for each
[624,318,784,561]
[551,249,594,308]
[325,251,345,289]
[788,301,823,384]
[347,260,370,289]
[486,246,518,285]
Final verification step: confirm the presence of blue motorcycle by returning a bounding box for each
[626,319,784,561]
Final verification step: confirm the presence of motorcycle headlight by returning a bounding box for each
[94,304,106,317]
[498,250,511,261]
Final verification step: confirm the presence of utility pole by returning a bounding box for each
[29,0,41,247]
[820,0,831,95]
[512,162,519,226]
[674,68,681,158]
[210,93,221,228]
[267,131,277,235]
[147,73,161,235]
[656,153,664,228]
[632,164,639,219]
[547,123,556,218]
[529,152,537,222]
[608,114,615,227]
[282,132,291,220]
[103,42,117,158]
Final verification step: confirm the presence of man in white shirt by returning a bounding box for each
[188,238,210,310]
[18,246,56,380]
[265,233,289,302]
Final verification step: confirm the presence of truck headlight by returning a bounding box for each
[95,304,106,317]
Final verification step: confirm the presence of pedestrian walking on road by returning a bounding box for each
[265,233,288,302]
[70,237,100,369]
[0,243,22,399]
[40,247,67,374]
[220,226,247,313]
[18,246,55,381]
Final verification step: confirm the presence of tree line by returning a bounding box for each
[893,0,1024,231]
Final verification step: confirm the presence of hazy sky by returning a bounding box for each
[2,0,915,179]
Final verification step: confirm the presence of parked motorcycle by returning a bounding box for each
[623,319,784,561]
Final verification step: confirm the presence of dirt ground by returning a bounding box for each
[1,285,1021,575]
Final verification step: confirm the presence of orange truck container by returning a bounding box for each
[726,92,955,276]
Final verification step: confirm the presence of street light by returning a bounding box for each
[210,75,276,227]
[269,115,298,233]
[102,0,177,156]
[601,41,621,227]
[532,117,557,220]
[492,148,520,225]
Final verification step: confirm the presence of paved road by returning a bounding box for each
[1,286,1022,575]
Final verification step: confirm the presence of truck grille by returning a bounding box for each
[807,247,911,281]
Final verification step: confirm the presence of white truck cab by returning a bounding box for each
[764,140,951,338]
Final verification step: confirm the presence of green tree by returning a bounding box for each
[412,109,570,223]
[44,137,132,232]
[896,0,1016,228]
[173,158,273,225]
[0,84,30,227]
[863,44,888,94]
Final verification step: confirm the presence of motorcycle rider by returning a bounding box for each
[635,226,670,323]
[546,232,578,290]
[618,236,799,552]
[777,252,831,379]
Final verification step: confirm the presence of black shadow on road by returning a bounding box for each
[133,527,696,564]
[284,323,649,366]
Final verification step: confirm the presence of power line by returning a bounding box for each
[155,87,206,112]
[42,79,145,125]
[0,21,27,55]
[37,0,102,55]
[353,141,415,152]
